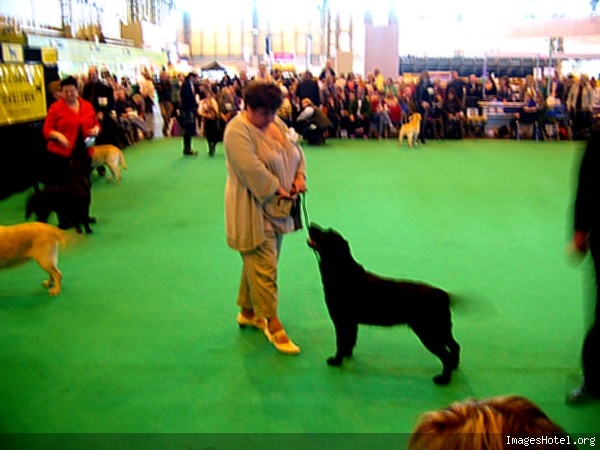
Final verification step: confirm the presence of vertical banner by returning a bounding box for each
[0,63,47,126]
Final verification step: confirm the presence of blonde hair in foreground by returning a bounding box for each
[408,395,575,450]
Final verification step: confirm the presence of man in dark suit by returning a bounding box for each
[446,71,466,107]
[318,60,336,82]
[81,66,117,147]
[464,73,483,113]
[413,71,434,144]
[296,70,321,107]
[567,122,600,404]
[180,72,199,157]
[81,66,118,176]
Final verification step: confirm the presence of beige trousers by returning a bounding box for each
[237,230,283,319]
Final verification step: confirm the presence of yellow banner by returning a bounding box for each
[0,63,47,126]
[41,47,58,65]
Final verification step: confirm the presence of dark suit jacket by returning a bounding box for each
[81,81,115,114]
[296,78,321,107]
[179,78,198,113]
[574,123,600,238]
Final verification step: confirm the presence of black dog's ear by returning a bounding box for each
[309,222,324,232]
[323,228,345,245]
[328,228,342,237]
[326,230,353,261]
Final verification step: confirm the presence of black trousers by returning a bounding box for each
[418,109,429,142]
[299,124,328,145]
[582,239,600,394]
[572,110,593,139]
[182,111,196,151]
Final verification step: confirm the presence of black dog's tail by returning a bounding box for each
[448,290,497,319]
[448,292,461,307]
[447,291,469,313]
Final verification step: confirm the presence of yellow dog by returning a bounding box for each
[398,113,422,149]
[91,145,128,183]
[0,222,66,296]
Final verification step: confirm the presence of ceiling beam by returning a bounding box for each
[506,16,600,38]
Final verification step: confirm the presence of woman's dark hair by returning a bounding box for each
[60,76,78,89]
[243,81,283,112]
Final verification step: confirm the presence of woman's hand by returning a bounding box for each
[291,174,307,195]
[50,131,69,148]
[276,186,291,198]
[572,230,590,253]
[59,135,70,148]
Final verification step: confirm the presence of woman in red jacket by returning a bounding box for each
[42,75,100,186]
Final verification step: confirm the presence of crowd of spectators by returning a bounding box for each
[60,61,600,150]
[57,66,157,151]
[182,62,600,144]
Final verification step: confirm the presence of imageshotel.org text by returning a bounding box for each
[507,436,596,446]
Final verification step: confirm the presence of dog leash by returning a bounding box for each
[300,191,310,233]
[299,192,320,263]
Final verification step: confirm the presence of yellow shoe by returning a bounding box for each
[236,313,266,330]
[263,327,301,355]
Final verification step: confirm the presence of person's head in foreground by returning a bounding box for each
[408,395,577,450]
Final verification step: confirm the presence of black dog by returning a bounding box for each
[26,135,95,234]
[307,224,460,385]
[26,185,94,234]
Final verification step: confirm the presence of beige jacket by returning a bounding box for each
[224,114,306,252]
[567,82,594,112]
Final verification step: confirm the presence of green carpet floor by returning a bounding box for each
[1,135,598,446]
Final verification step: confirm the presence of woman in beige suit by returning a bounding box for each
[567,74,595,139]
[224,81,307,355]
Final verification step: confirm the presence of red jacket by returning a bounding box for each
[42,98,99,157]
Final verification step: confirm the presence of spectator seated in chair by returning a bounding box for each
[442,87,465,139]
[323,93,343,138]
[347,87,373,138]
[511,91,541,140]
[370,91,396,138]
[296,98,332,145]
[384,91,403,135]
[276,87,295,128]
[115,89,153,142]
[428,91,445,139]
[542,95,570,140]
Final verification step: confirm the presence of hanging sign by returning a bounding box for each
[1,43,24,63]
[0,63,47,126]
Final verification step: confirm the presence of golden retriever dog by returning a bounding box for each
[91,145,128,183]
[0,222,66,296]
[398,113,422,149]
